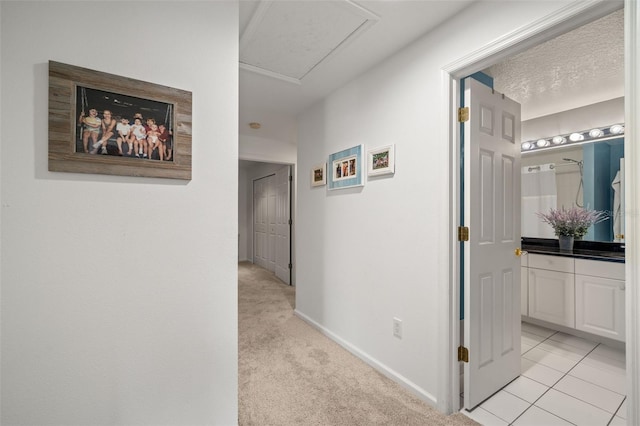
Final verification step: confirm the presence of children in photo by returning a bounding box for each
[130,117,147,157]
[146,123,163,161]
[116,117,132,156]
[78,108,101,153]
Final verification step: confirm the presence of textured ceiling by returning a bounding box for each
[240,1,378,82]
[486,8,624,121]
[238,0,474,144]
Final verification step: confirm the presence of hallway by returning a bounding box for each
[238,262,478,425]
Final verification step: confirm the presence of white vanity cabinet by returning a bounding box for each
[527,254,575,327]
[575,259,625,342]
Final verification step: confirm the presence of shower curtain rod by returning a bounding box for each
[526,162,580,172]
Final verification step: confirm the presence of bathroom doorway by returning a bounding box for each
[443,0,635,417]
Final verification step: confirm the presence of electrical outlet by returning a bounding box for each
[393,317,402,339]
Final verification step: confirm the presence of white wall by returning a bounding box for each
[239,134,296,164]
[0,2,238,424]
[295,0,602,406]
[522,97,624,142]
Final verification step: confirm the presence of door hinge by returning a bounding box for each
[458,107,469,123]
[458,346,469,363]
[288,263,292,269]
[288,219,292,225]
[289,175,293,182]
[457,226,469,242]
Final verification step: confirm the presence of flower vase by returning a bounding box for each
[558,235,574,251]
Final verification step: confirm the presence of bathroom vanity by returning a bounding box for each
[521,238,625,342]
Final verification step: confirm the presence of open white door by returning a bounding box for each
[253,177,269,269]
[267,175,277,273]
[463,77,522,409]
[275,166,291,284]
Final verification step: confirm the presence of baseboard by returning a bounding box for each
[294,309,439,408]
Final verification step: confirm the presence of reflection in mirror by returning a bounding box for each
[521,138,624,242]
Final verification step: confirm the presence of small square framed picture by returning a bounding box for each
[367,144,395,177]
[311,163,326,187]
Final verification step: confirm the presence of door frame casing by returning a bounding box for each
[438,1,637,421]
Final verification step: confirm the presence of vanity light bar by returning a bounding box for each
[521,123,625,153]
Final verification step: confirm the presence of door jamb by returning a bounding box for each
[439,1,636,421]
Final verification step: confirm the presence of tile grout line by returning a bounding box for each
[519,336,622,425]
[508,331,577,425]
[511,332,614,426]
[482,326,624,426]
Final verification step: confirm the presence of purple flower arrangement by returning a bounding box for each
[536,206,609,238]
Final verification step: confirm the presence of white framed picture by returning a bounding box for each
[367,144,395,177]
[311,163,326,187]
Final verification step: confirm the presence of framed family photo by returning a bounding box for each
[328,144,364,190]
[367,144,395,177]
[311,163,326,187]
[48,61,192,180]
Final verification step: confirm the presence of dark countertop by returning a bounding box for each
[522,237,625,263]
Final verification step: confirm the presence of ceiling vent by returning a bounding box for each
[240,0,379,84]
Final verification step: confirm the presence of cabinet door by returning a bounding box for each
[528,268,574,327]
[575,274,625,342]
[521,267,528,316]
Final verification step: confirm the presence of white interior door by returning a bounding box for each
[463,77,522,409]
[253,177,268,269]
[267,175,277,272]
[275,166,291,284]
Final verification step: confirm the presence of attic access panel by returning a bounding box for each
[240,0,379,82]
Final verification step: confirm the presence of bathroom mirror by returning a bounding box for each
[521,138,624,242]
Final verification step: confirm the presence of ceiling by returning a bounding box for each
[239,1,623,149]
[486,8,624,122]
[239,0,475,144]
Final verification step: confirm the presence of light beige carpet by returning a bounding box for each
[238,262,478,426]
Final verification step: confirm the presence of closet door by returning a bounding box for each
[275,166,291,285]
[253,177,269,269]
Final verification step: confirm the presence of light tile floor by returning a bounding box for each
[463,322,626,425]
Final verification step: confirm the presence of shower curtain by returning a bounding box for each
[522,163,557,238]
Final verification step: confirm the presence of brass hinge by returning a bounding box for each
[458,107,469,123]
[458,346,469,363]
[458,226,469,242]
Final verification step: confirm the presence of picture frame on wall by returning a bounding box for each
[367,144,395,177]
[328,144,365,190]
[311,163,327,187]
[48,61,193,180]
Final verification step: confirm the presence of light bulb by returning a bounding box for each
[589,128,604,138]
[536,139,548,147]
[521,142,532,150]
[552,136,566,144]
[610,124,624,134]
[569,133,584,142]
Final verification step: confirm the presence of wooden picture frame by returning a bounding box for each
[48,61,192,180]
[311,163,326,187]
[328,144,365,190]
[367,144,395,177]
